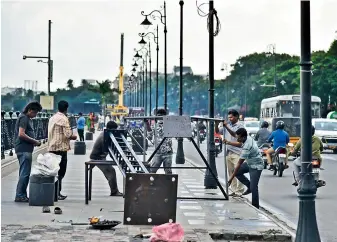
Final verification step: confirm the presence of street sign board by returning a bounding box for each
[163,115,192,138]
[40,95,54,110]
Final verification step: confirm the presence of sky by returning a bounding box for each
[1,0,337,92]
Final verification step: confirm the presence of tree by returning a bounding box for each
[81,79,89,87]
[26,89,34,101]
[67,79,74,89]
[89,79,119,117]
[328,39,337,57]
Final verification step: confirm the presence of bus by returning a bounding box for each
[260,95,321,143]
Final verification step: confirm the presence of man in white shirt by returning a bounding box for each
[221,110,245,196]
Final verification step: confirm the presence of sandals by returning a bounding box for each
[42,206,51,213]
[42,206,62,214]
[54,207,62,214]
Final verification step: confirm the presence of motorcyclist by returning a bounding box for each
[215,122,223,152]
[197,121,206,131]
[265,120,290,170]
[290,125,323,186]
[255,121,272,147]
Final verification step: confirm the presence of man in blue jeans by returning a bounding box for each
[224,128,264,209]
[14,101,43,202]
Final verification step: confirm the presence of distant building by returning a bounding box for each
[84,79,97,85]
[112,74,130,90]
[173,66,193,76]
[1,86,17,96]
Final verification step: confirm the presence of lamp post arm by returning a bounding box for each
[141,9,165,25]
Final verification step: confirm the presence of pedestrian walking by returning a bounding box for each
[77,112,85,141]
[221,109,245,196]
[224,128,264,209]
[89,121,122,196]
[14,101,43,202]
[48,100,77,200]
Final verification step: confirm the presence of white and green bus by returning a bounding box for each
[260,95,321,143]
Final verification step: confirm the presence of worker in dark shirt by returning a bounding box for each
[14,101,43,202]
[89,121,122,196]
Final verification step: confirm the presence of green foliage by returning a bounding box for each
[67,79,74,89]
[158,40,337,117]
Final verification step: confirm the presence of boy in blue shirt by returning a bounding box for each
[77,112,86,141]
[266,120,290,169]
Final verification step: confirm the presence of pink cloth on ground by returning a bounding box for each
[150,223,184,242]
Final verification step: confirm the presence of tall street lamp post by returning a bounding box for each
[140,1,168,110]
[139,26,159,114]
[136,48,149,115]
[198,0,220,189]
[175,0,185,164]
[23,20,53,95]
[267,43,277,96]
[295,1,321,241]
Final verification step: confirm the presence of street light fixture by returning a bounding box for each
[22,20,53,94]
[134,52,142,58]
[267,43,277,95]
[141,1,168,111]
[138,37,147,47]
[139,26,159,114]
[132,61,138,67]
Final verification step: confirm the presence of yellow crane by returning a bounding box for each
[112,33,129,118]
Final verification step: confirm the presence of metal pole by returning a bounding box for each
[164,1,168,111]
[47,20,52,95]
[273,45,277,96]
[155,25,159,114]
[149,42,152,116]
[145,54,148,116]
[143,61,145,109]
[295,1,320,241]
[204,0,218,189]
[176,0,185,164]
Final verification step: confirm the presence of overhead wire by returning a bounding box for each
[196,1,221,36]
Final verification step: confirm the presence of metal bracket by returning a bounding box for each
[123,173,178,225]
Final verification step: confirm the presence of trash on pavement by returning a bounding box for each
[150,223,184,242]
[31,153,62,176]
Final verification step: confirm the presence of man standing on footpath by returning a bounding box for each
[77,112,85,141]
[89,121,122,196]
[221,109,245,196]
[48,101,77,200]
[14,101,43,202]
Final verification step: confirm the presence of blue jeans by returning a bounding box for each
[16,152,33,198]
[235,162,262,209]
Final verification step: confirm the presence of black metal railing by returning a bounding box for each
[1,111,79,160]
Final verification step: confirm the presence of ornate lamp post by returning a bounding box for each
[135,46,149,115]
[196,0,221,189]
[175,0,185,164]
[267,44,277,96]
[295,1,321,241]
[140,2,168,111]
[138,26,159,115]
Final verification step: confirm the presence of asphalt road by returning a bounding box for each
[176,139,337,242]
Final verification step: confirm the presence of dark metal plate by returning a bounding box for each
[123,173,178,225]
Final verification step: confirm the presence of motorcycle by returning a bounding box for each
[261,143,287,177]
[259,143,270,169]
[192,127,198,138]
[290,152,326,188]
[199,129,206,143]
[215,137,222,157]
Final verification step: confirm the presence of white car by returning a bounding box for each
[312,118,337,154]
[244,121,260,138]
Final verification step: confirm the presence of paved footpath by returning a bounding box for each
[1,132,292,241]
